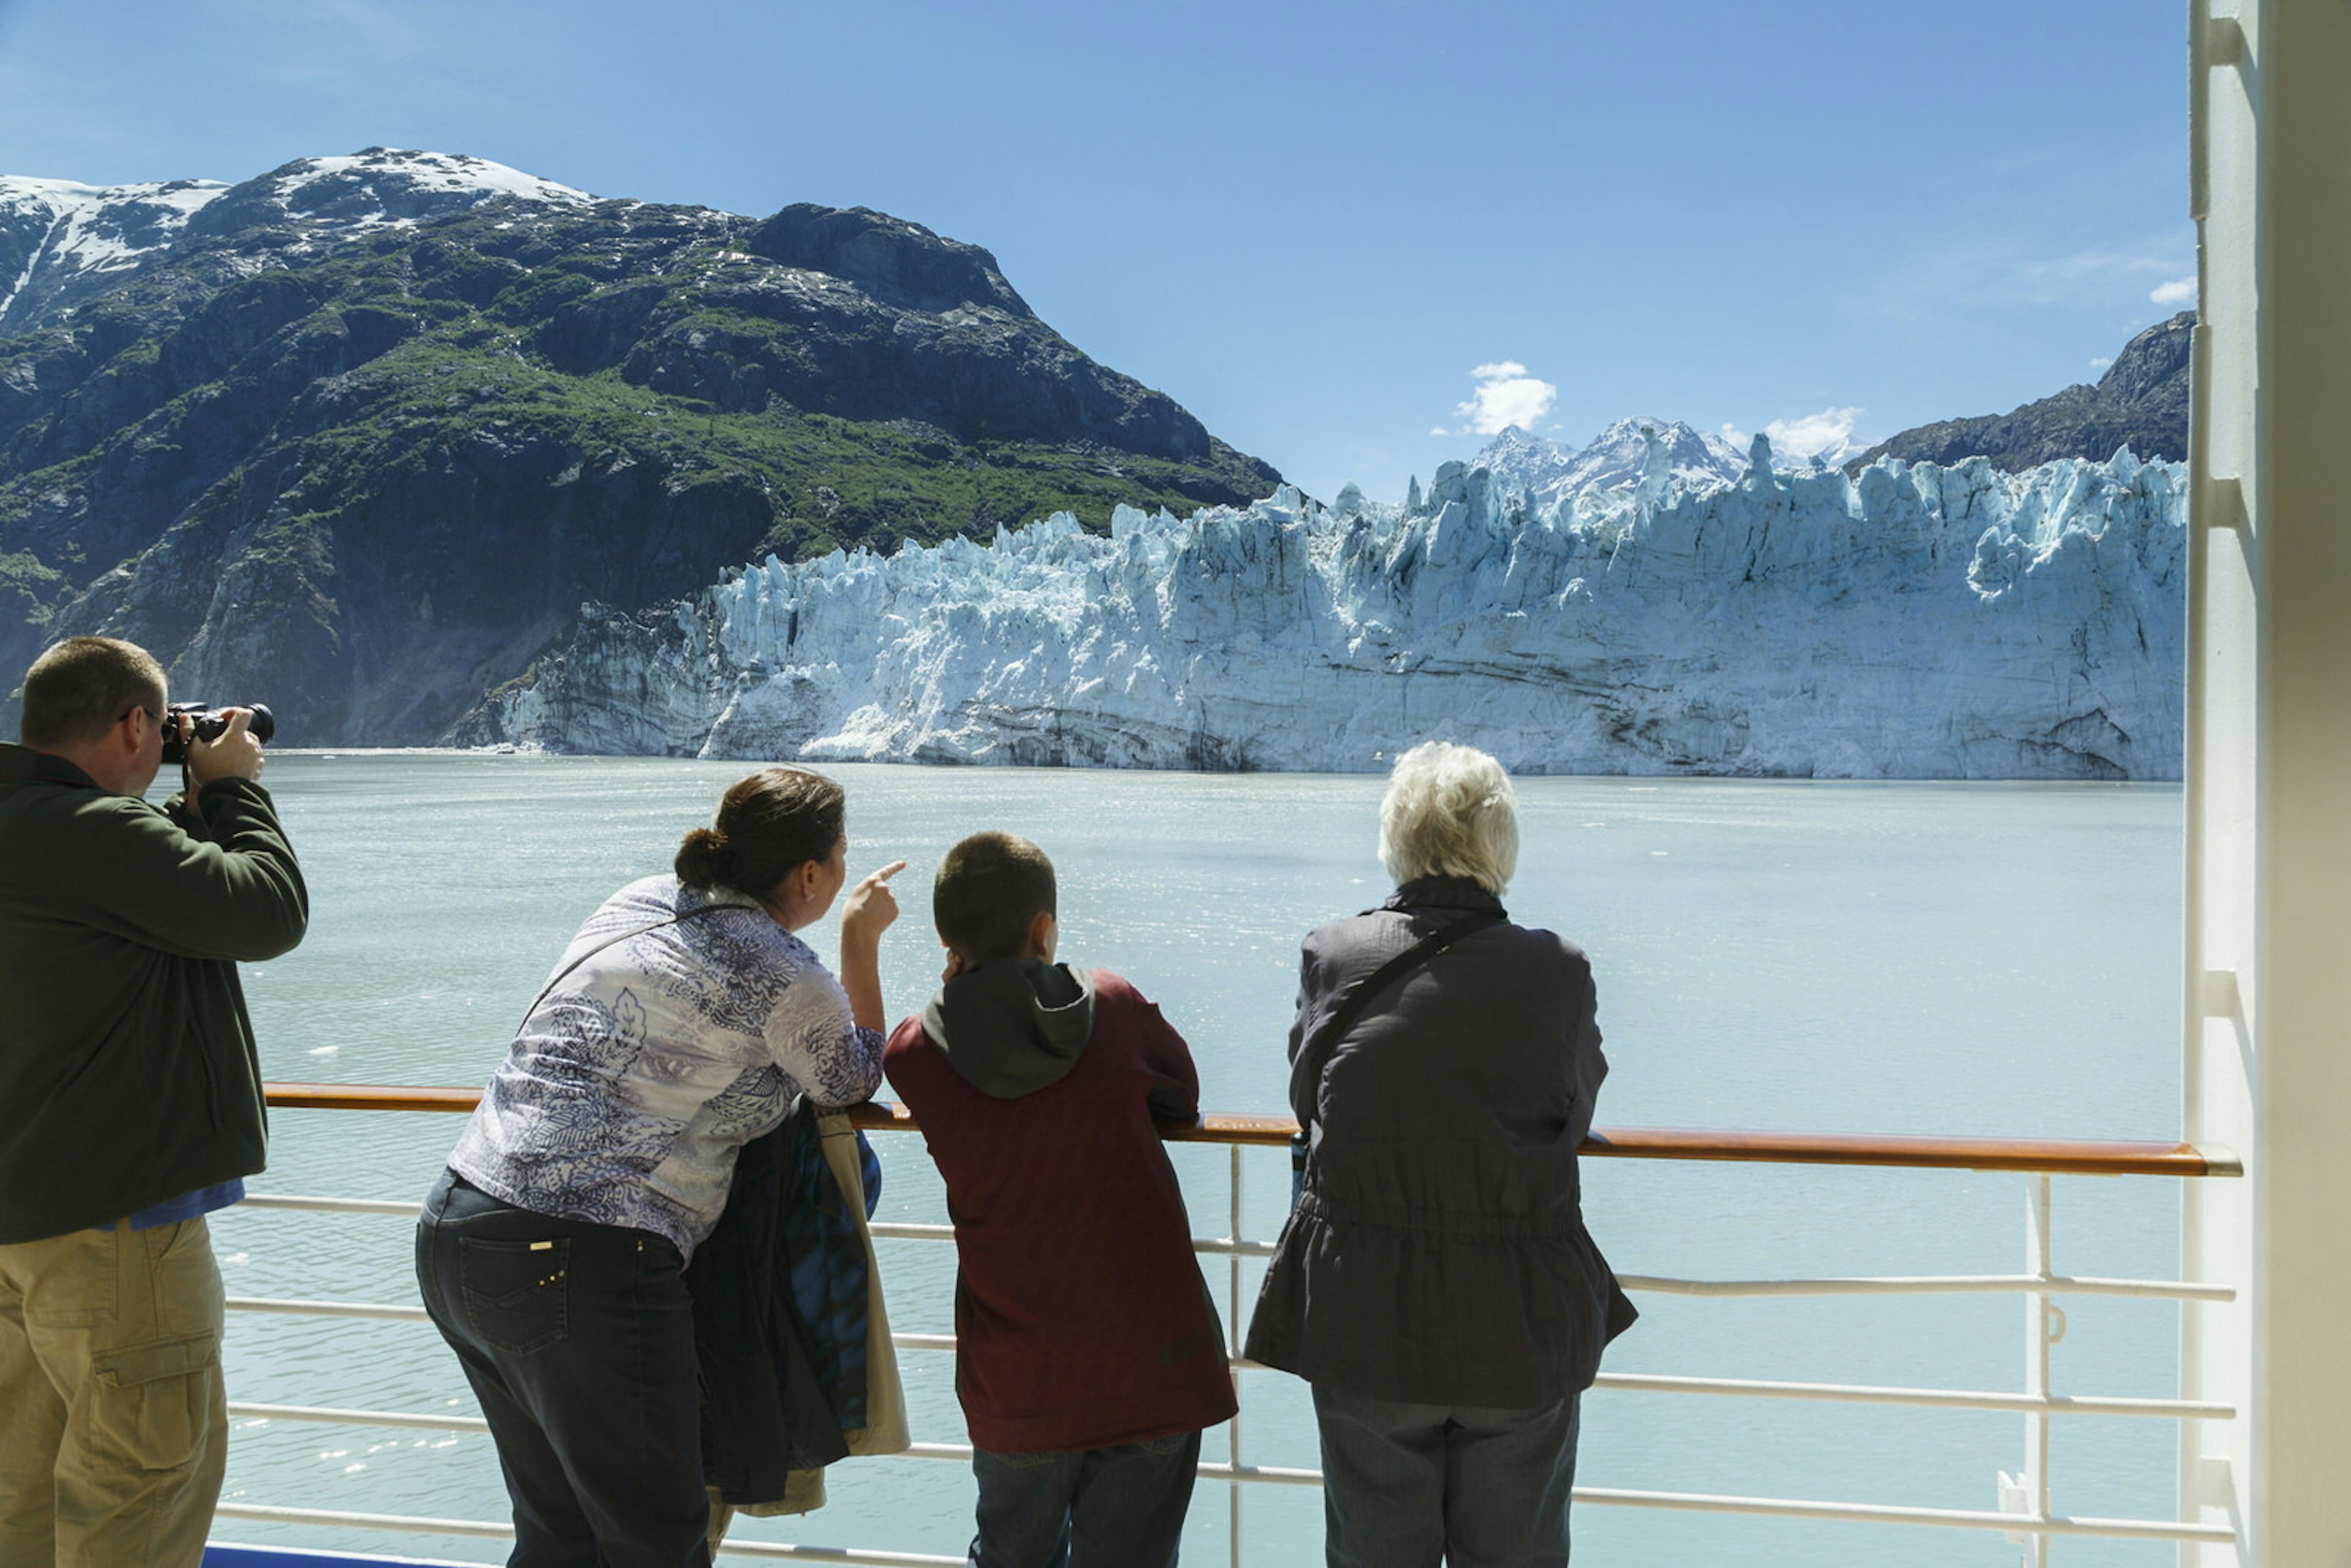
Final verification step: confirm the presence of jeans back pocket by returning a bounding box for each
[459,1235,570,1354]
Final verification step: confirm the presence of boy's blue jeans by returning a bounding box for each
[1312,1385,1582,1567]
[967,1427,1201,1567]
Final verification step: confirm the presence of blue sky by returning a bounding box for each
[0,0,2192,505]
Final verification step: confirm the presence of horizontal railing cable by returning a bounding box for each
[220,1315,2240,1425]
[235,1198,1283,1259]
[1569,1488,2237,1544]
[211,1487,2235,1548]
[230,1202,2237,1307]
[1615,1271,2235,1301]
[212,1504,964,1565]
[229,1400,489,1433]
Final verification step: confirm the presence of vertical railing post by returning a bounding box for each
[1229,1141,1245,1568]
[2001,1174,2060,1565]
[2025,1174,2057,1566]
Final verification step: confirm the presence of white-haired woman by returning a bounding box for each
[1245,741,1635,1567]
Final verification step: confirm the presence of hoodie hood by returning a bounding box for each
[921,959,1096,1098]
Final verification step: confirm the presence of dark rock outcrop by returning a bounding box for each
[1848,312,2193,473]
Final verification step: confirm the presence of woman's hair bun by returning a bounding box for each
[684,768,846,899]
[673,826,735,890]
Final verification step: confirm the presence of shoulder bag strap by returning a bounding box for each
[1293,907,1504,1143]
[514,900,735,1031]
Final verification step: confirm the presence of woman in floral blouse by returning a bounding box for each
[415,767,902,1567]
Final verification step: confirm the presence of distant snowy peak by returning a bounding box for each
[1559,418,1749,497]
[181,149,596,253]
[249,149,593,225]
[1473,418,1747,505]
[1,149,598,331]
[1470,425,1582,499]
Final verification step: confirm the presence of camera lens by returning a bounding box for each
[159,702,276,763]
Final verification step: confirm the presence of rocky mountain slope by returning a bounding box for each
[1848,312,2192,472]
[0,149,1279,742]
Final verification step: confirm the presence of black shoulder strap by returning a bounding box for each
[516,900,735,1030]
[1293,908,1503,1137]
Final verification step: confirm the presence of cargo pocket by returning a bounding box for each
[459,1236,570,1354]
[87,1330,220,1474]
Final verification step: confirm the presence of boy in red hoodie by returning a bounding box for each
[883,831,1235,1567]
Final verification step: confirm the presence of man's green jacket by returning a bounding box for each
[0,743,308,1244]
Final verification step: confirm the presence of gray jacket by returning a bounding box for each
[1243,876,1635,1405]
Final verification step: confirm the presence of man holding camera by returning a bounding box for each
[0,636,307,1567]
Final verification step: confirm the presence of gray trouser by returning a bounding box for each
[1312,1384,1581,1568]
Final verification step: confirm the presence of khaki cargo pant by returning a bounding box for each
[0,1217,228,1568]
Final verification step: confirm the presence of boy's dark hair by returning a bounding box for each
[20,637,167,751]
[934,831,1057,962]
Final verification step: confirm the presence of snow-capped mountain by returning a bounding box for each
[0,149,591,330]
[1475,419,1748,505]
[0,178,225,325]
[1469,425,1585,500]
[0,150,1279,743]
[478,441,2185,781]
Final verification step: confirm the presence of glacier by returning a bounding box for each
[478,434,2185,780]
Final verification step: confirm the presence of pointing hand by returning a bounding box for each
[841,860,908,947]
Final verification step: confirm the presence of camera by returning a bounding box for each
[161,702,277,764]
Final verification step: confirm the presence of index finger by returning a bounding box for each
[216,708,253,742]
[868,859,909,882]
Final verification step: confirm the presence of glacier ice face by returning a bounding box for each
[481,448,2186,780]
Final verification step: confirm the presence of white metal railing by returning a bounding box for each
[210,1093,2243,1566]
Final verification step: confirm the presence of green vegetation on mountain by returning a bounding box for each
[0,159,1280,740]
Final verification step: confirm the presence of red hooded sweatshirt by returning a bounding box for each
[883,962,1237,1452]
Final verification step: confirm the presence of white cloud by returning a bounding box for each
[2150,276,2195,307]
[1727,407,1866,462]
[1428,426,1448,437]
[1450,362,1557,437]
[1768,407,1864,459]
[2090,356,2113,371]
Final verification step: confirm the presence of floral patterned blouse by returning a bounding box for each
[449,874,884,1259]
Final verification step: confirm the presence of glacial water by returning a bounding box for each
[202,754,2185,1566]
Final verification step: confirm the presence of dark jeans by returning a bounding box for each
[414,1169,710,1568]
[967,1428,1202,1567]
[1312,1386,1581,1568]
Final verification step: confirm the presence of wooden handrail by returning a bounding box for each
[262,1083,2241,1177]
